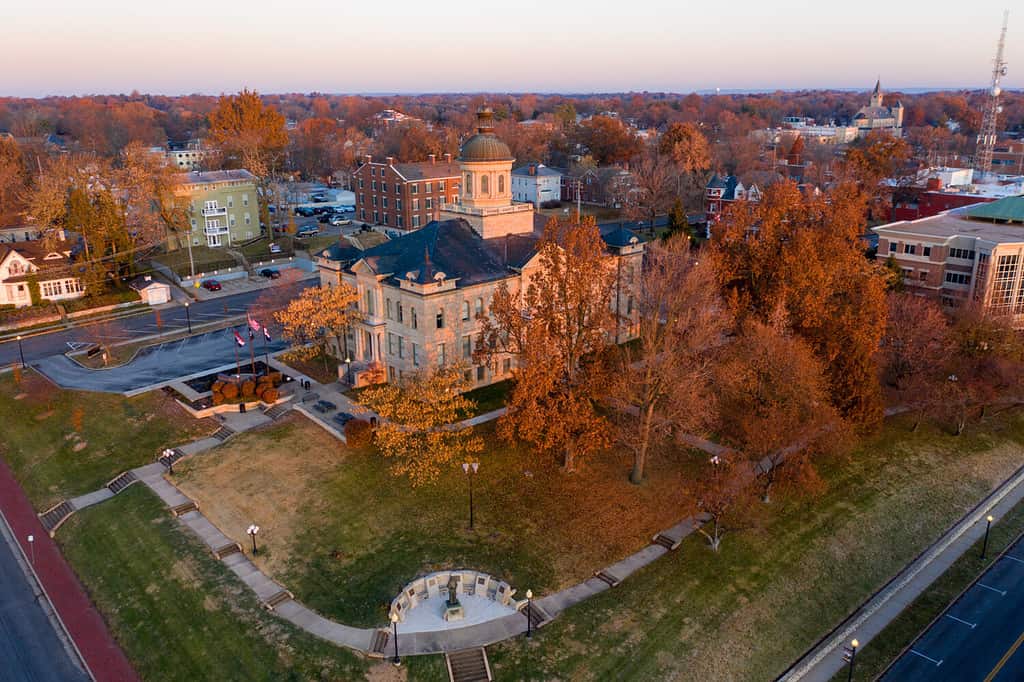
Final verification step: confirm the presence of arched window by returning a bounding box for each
[481,174,489,194]
[465,173,473,196]
[498,174,505,194]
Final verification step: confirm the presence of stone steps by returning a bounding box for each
[106,470,137,495]
[263,589,293,611]
[39,500,75,536]
[653,532,681,551]
[368,629,390,657]
[522,602,551,630]
[264,402,292,420]
[211,426,235,443]
[158,448,186,470]
[594,569,622,588]
[170,500,199,517]
[446,648,492,682]
[212,542,241,560]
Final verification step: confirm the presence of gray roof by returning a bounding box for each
[512,164,563,178]
[176,169,256,185]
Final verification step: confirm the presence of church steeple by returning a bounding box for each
[870,79,883,108]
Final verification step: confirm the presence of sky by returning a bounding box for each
[1,0,1020,97]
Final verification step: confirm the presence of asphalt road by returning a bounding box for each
[0,281,314,368]
[882,532,1024,681]
[0,520,88,682]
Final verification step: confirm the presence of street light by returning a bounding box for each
[846,639,858,682]
[981,514,995,559]
[163,448,175,475]
[184,302,192,334]
[390,612,401,666]
[27,534,34,566]
[16,334,26,368]
[345,354,353,385]
[247,524,260,555]
[525,589,533,638]
[462,462,480,530]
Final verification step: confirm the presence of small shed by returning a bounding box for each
[129,275,171,306]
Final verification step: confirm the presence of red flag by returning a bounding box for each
[233,330,246,347]
[247,314,261,332]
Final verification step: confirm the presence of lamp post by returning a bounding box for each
[247,524,260,555]
[981,514,995,559]
[163,448,175,476]
[16,334,26,368]
[345,354,353,385]
[526,589,533,638]
[462,462,479,530]
[184,302,192,334]
[847,639,858,682]
[390,612,401,666]
[27,534,34,566]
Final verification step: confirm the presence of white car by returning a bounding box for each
[329,216,352,227]
[296,225,320,237]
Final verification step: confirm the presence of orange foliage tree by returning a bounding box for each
[712,180,888,426]
[608,236,727,483]
[479,216,615,472]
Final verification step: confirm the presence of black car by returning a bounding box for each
[294,206,316,217]
[318,213,333,224]
[259,268,281,279]
[313,399,337,413]
[312,205,332,215]
[332,412,355,427]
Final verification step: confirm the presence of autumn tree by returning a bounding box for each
[712,180,888,425]
[359,365,484,486]
[479,216,615,472]
[207,90,288,227]
[658,122,712,209]
[608,237,726,483]
[274,283,361,372]
[841,132,914,218]
[625,153,677,232]
[576,115,642,165]
[716,316,845,501]
[0,137,27,226]
[880,293,951,429]
[688,454,758,552]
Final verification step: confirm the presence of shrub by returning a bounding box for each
[344,419,374,447]
[241,380,256,397]
[212,392,225,406]
[261,388,279,403]
[266,371,283,386]
[221,382,239,399]
[254,384,267,400]
[211,380,225,393]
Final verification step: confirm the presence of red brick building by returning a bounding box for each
[354,155,461,230]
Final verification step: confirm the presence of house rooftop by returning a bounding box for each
[874,198,1024,244]
[176,169,255,185]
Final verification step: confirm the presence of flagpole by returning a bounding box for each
[264,331,270,372]
[234,329,240,378]
[249,330,256,375]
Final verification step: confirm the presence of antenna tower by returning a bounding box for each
[975,11,1009,178]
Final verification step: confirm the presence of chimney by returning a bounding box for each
[429,154,436,165]
[926,177,942,191]
[444,153,452,164]
[385,156,394,167]
[363,154,372,165]
[529,164,536,176]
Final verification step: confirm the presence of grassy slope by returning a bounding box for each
[0,373,216,510]
[833,492,1024,681]
[481,410,1024,681]
[58,485,367,682]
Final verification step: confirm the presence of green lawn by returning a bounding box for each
[295,234,341,255]
[462,379,513,415]
[0,373,216,510]
[153,246,238,278]
[481,410,1024,681]
[833,490,1024,681]
[240,236,295,263]
[58,485,367,682]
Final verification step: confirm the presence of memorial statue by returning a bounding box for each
[446,574,460,607]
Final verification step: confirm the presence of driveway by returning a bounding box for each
[0,517,88,682]
[882,532,1024,681]
[32,326,289,395]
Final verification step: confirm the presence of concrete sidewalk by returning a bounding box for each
[778,461,1024,682]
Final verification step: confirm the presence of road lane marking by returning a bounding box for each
[1002,555,1024,565]
[909,649,944,666]
[945,614,977,628]
[984,629,1024,682]
[978,583,1007,596]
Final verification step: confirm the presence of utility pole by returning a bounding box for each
[975,10,1010,179]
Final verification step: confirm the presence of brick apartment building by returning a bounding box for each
[353,155,461,230]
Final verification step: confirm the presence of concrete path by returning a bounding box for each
[778,460,1024,682]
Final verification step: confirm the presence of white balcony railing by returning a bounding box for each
[204,224,229,236]
[201,206,227,217]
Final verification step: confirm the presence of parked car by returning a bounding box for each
[201,279,222,291]
[296,225,319,237]
[313,399,337,413]
[259,268,281,279]
[269,242,283,254]
[338,205,356,213]
[312,205,333,215]
[330,216,352,227]
[332,412,355,427]
[318,213,334,224]
[294,206,316,217]
[310,194,327,203]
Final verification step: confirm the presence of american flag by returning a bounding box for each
[247,314,261,332]
[233,330,246,347]
[263,327,271,341]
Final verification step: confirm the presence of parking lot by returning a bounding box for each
[883,532,1024,681]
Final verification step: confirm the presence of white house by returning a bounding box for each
[511,164,563,207]
[129,275,171,306]
[0,241,84,308]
